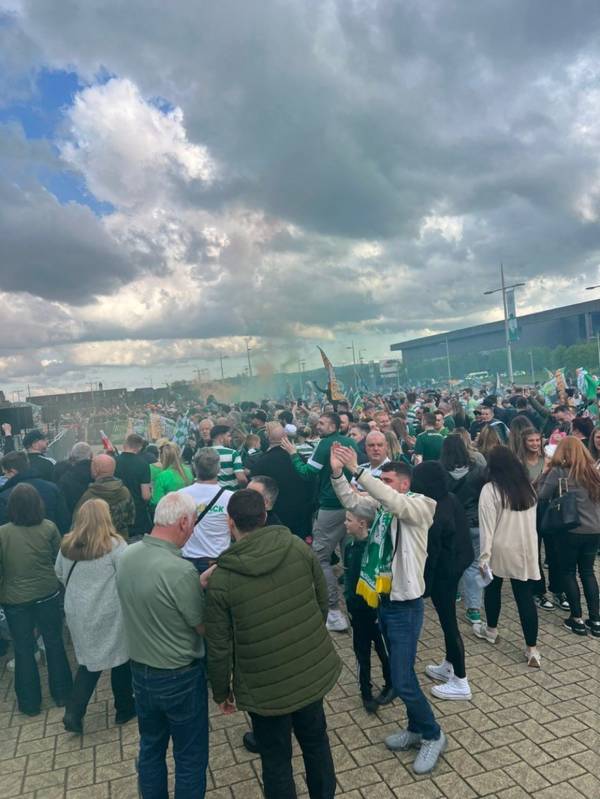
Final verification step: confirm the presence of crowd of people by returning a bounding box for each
[0,381,599,798]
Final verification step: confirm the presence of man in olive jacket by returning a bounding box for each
[205,489,340,799]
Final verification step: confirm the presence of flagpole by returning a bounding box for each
[483,265,525,387]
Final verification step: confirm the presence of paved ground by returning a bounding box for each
[0,589,598,799]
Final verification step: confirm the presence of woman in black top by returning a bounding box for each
[412,461,474,701]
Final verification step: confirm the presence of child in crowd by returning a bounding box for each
[344,508,394,713]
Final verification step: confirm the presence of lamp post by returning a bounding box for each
[346,341,358,389]
[219,354,228,380]
[246,340,253,379]
[445,336,452,383]
[529,350,535,385]
[585,286,600,367]
[484,264,525,385]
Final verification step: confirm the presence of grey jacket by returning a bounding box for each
[537,467,600,535]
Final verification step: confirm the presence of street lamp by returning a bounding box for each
[483,264,525,384]
[585,286,600,366]
[346,341,358,389]
[246,340,253,379]
[219,354,229,380]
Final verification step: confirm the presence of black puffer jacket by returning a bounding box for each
[412,462,474,596]
[445,462,486,528]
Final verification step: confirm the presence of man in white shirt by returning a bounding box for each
[178,448,233,573]
[358,430,391,479]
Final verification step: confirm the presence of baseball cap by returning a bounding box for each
[22,429,47,448]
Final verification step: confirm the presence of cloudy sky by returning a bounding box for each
[1,1,600,396]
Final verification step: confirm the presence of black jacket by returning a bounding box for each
[424,493,474,596]
[27,452,55,482]
[250,447,314,538]
[0,469,70,534]
[57,459,93,515]
[445,463,486,528]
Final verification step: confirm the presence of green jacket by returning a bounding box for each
[75,477,135,540]
[0,520,61,605]
[205,525,341,715]
[151,466,193,506]
[291,431,358,510]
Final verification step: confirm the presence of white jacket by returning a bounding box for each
[332,471,436,601]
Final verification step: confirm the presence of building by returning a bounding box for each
[391,299,600,368]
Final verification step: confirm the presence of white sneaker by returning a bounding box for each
[431,676,472,701]
[425,660,454,683]
[326,609,349,632]
[413,731,447,774]
[385,729,422,751]
[472,622,498,644]
[7,651,41,672]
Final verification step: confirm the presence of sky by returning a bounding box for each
[1,1,600,397]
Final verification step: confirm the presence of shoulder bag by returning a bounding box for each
[540,477,580,534]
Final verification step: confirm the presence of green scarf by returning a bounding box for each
[356,507,394,608]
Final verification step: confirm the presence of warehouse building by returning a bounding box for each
[391,299,600,368]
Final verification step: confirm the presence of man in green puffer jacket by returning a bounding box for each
[205,489,341,799]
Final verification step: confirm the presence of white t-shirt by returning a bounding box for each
[179,483,233,559]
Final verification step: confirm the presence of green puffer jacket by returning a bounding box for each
[205,525,341,715]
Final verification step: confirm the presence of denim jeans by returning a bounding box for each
[250,699,336,799]
[131,660,208,799]
[459,527,482,610]
[3,592,72,715]
[378,597,440,740]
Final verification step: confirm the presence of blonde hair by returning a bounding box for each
[384,430,402,460]
[550,436,600,502]
[478,426,503,460]
[160,442,188,484]
[61,499,122,561]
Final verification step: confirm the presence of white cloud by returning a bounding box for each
[60,78,217,208]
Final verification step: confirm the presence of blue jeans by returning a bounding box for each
[378,597,440,740]
[459,527,482,610]
[131,660,208,799]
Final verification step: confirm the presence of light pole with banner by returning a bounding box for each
[484,264,525,385]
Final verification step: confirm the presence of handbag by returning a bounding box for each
[540,477,580,534]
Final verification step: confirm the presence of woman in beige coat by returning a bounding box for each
[474,447,541,667]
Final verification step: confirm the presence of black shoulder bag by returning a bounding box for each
[540,477,580,535]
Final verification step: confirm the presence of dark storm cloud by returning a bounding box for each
[0,125,145,303]
[2,0,600,383]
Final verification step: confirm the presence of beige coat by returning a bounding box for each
[478,483,540,581]
[332,471,436,601]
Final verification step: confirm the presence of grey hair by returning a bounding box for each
[154,492,197,527]
[249,475,279,506]
[70,442,93,462]
[193,447,221,481]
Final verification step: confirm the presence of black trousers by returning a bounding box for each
[66,661,135,720]
[430,575,466,679]
[250,699,336,799]
[558,533,600,619]
[349,603,392,699]
[534,530,563,596]
[3,592,72,714]
[484,576,538,647]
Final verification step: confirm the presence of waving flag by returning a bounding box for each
[317,346,346,402]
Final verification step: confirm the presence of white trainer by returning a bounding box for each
[472,622,498,644]
[326,609,349,632]
[431,676,472,701]
[425,660,454,683]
